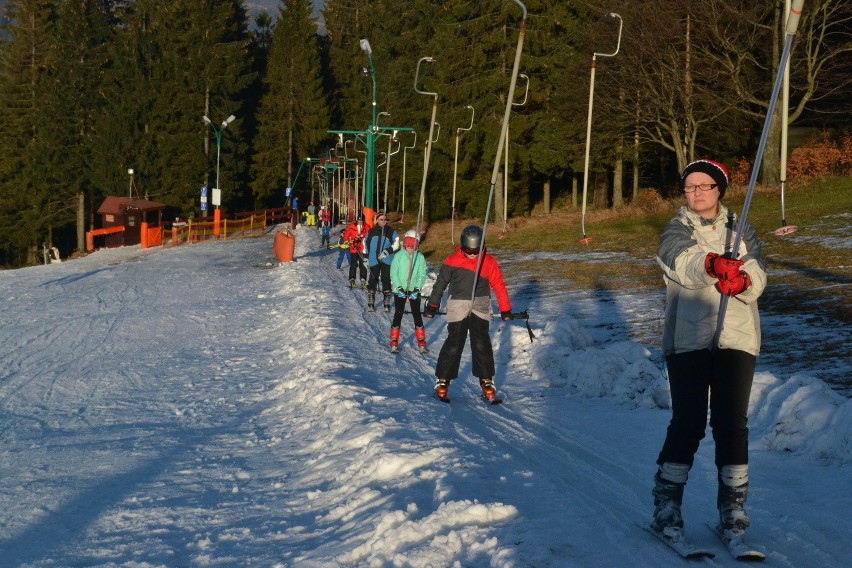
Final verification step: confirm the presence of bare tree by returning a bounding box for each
[606,0,738,173]
[694,0,852,184]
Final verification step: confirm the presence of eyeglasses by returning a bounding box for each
[683,183,718,194]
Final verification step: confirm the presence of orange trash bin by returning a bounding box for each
[273,230,295,262]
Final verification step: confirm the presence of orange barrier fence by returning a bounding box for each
[86,225,124,252]
[87,207,293,252]
[164,207,293,247]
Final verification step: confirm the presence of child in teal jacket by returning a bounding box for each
[389,230,428,353]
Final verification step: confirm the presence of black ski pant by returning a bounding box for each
[368,263,391,292]
[348,252,367,282]
[435,314,494,381]
[657,348,756,469]
[392,295,423,328]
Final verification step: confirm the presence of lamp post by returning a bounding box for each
[203,114,236,237]
[360,39,378,223]
[127,168,134,199]
[579,12,622,245]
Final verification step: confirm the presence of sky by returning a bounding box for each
[0,224,849,567]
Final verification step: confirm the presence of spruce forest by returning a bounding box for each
[0,0,849,267]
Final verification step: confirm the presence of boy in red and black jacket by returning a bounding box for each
[424,224,512,400]
[343,216,371,288]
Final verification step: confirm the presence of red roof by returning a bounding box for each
[97,196,165,215]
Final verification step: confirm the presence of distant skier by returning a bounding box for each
[389,229,428,353]
[650,159,767,547]
[424,224,512,401]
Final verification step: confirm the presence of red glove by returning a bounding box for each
[716,272,751,296]
[705,253,744,280]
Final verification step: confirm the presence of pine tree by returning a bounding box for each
[251,0,330,206]
[107,0,254,214]
[49,0,118,251]
[0,0,59,265]
[323,0,384,133]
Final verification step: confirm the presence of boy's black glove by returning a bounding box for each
[501,311,513,321]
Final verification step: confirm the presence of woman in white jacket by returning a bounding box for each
[650,160,767,545]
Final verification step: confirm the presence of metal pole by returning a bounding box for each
[713,0,805,349]
[503,74,527,235]
[414,57,439,235]
[360,39,378,217]
[470,0,527,306]
[452,105,475,244]
[215,130,222,195]
[401,132,416,222]
[579,13,622,244]
[775,0,798,236]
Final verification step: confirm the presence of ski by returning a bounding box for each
[710,524,765,562]
[643,524,715,559]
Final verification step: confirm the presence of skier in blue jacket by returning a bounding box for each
[364,212,399,312]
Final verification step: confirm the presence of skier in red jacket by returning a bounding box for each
[424,224,512,401]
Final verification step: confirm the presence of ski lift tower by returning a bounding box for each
[329,39,413,227]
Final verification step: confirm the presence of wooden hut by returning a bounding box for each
[96,197,165,248]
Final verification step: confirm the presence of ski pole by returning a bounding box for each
[712,0,805,350]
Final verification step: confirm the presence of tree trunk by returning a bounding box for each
[494,170,505,226]
[633,124,640,202]
[593,171,607,209]
[761,96,783,186]
[613,153,624,208]
[77,192,85,253]
[571,173,578,208]
[543,179,551,215]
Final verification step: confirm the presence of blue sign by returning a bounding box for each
[201,185,208,211]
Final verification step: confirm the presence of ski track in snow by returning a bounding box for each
[0,225,848,567]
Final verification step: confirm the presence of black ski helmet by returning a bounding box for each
[460,225,483,252]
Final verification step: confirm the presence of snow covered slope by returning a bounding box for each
[0,226,848,566]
